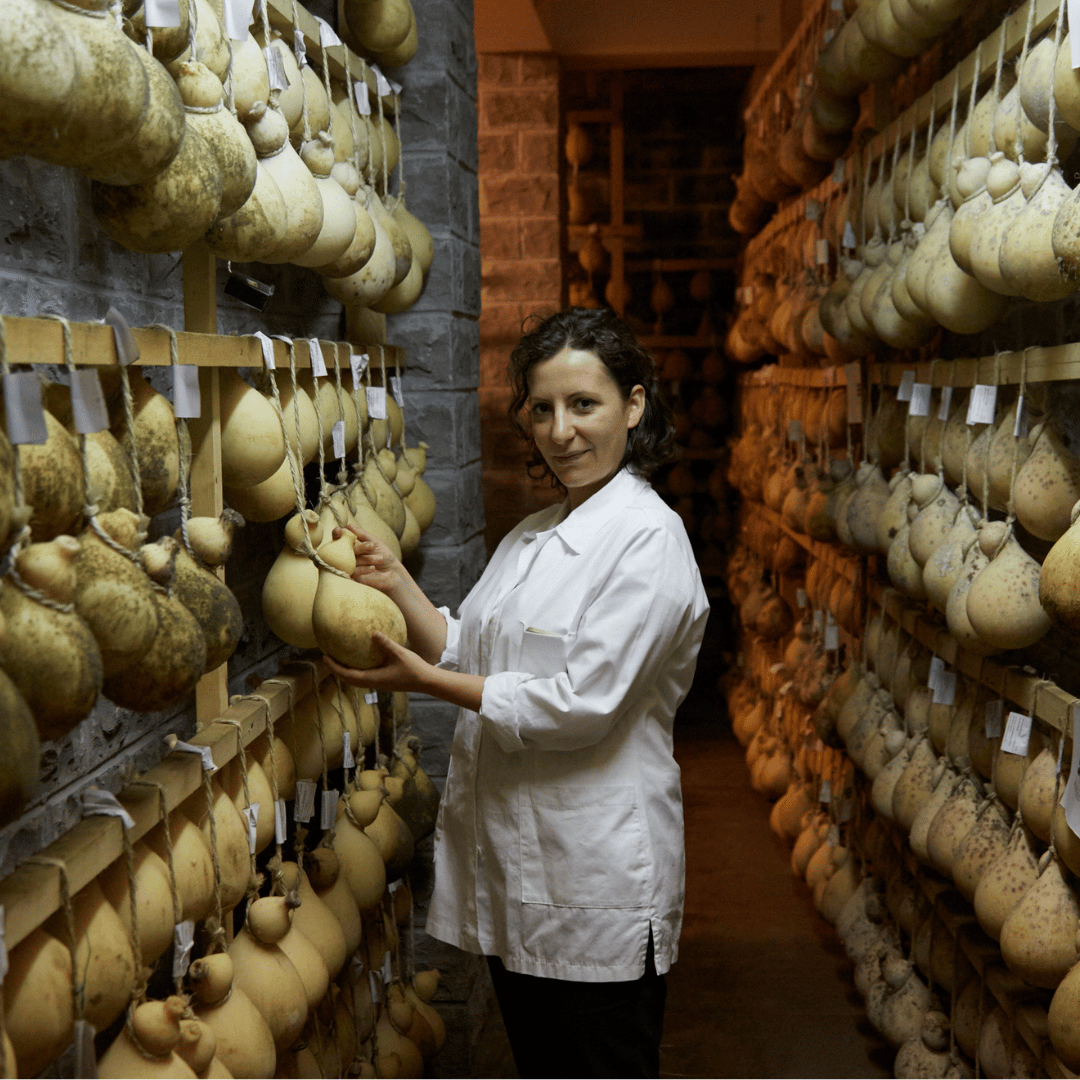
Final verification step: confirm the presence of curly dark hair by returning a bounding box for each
[507,307,679,485]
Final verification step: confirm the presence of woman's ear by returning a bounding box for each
[627,384,646,429]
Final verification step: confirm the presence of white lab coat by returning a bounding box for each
[424,467,710,982]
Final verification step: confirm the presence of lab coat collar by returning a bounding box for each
[545,468,649,555]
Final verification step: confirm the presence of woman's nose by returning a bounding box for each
[552,407,574,441]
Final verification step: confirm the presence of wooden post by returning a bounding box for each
[182,241,229,726]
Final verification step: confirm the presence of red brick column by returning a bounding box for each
[478,53,564,552]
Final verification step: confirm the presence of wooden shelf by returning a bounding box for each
[264,0,396,110]
[738,363,849,389]
[0,664,322,952]
[869,347,1080,390]
[624,258,737,273]
[566,108,618,125]
[0,316,404,370]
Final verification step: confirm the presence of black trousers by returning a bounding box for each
[486,939,667,1079]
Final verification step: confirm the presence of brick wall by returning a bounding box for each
[478,53,564,554]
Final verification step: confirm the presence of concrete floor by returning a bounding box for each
[469,726,891,1079]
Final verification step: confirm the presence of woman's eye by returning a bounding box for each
[530,402,550,416]
[575,398,595,409]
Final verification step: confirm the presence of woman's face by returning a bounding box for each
[526,346,645,509]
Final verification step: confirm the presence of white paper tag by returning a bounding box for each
[928,656,945,691]
[104,307,140,367]
[788,419,802,442]
[315,14,341,46]
[0,907,8,982]
[381,951,393,982]
[897,370,915,402]
[816,238,829,265]
[1014,393,1028,438]
[813,610,824,630]
[145,0,182,27]
[168,738,216,773]
[368,969,383,1003]
[69,368,108,434]
[842,221,856,249]
[778,681,793,697]
[320,788,338,830]
[985,699,1004,738]
[350,353,369,385]
[371,63,392,97]
[796,588,807,609]
[274,799,287,844]
[1072,0,1080,68]
[293,28,307,66]
[390,375,403,403]
[937,385,953,421]
[308,338,327,377]
[254,330,276,369]
[1063,703,1080,835]
[805,199,822,222]
[172,364,201,419]
[364,690,378,705]
[389,79,402,95]
[824,617,839,650]
[343,731,355,769]
[830,0,843,10]
[3,371,47,445]
[81,787,136,830]
[355,82,372,115]
[966,384,997,425]
[933,672,957,706]
[823,26,834,43]
[366,386,387,419]
[223,0,250,39]
[173,920,195,978]
[74,1019,97,1080]
[908,383,932,417]
[350,955,365,982]
[332,419,345,459]
[265,46,289,91]
[769,662,784,674]
[244,803,259,854]
[832,159,845,184]
[1002,712,1033,756]
[294,779,317,823]
[820,779,832,804]
[827,824,841,846]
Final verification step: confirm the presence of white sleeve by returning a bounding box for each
[478,527,707,753]
[436,606,461,671]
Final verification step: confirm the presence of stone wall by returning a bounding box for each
[0,0,486,1073]
[477,52,564,554]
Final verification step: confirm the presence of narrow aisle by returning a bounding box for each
[661,730,891,1079]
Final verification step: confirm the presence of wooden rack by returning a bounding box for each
[0,662,321,952]
[870,348,1080,389]
[738,363,849,389]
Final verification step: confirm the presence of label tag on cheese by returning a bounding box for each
[343,731,355,769]
[827,824,841,846]
[308,338,327,377]
[355,82,372,115]
[350,353,369,385]
[937,385,953,421]
[223,0,250,39]
[254,330,276,369]
[842,221,856,250]
[820,779,832,804]
[320,788,338,830]
[293,28,307,65]
[1014,392,1029,438]
[824,614,839,651]
[171,364,201,420]
[390,374,403,403]
[897,370,915,402]
[243,804,259,853]
[294,780,316,823]
[928,656,945,691]
[933,672,957,706]
[1062,702,1080,836]
[173,920,195,979]
[3,372,47,445]
[1002,712,1033,756]
[274,799,288,844]
[70,368,109,433]
[315,15,341,46]
[81,787,135,830]
[371,64,392,97]
[265,46,289,91]
[169,738,215,773]
[104,307,140,366]
[967,383,997,424]
[74,1019,97,1079]
[145,0,182,28]
[796,588,807,609]
[832,159,845,184]
[816,238,829,265]
[365,690,378,705]
[332,419,345,459]
[805,199,822,222]
[366,386,387,419]
[985,699,1004,738]
[908,383,932,417]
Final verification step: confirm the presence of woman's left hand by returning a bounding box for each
[323,632,433,694]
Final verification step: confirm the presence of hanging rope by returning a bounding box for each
[216,716,262,900]
[1048,0,1069,166]
[290,0,312,143]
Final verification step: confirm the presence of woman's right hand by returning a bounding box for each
[333,524,400,594]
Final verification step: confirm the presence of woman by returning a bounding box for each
[326,308,709,1078]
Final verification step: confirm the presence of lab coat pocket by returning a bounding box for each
[519,784,649,909]
[519,626,569,679]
